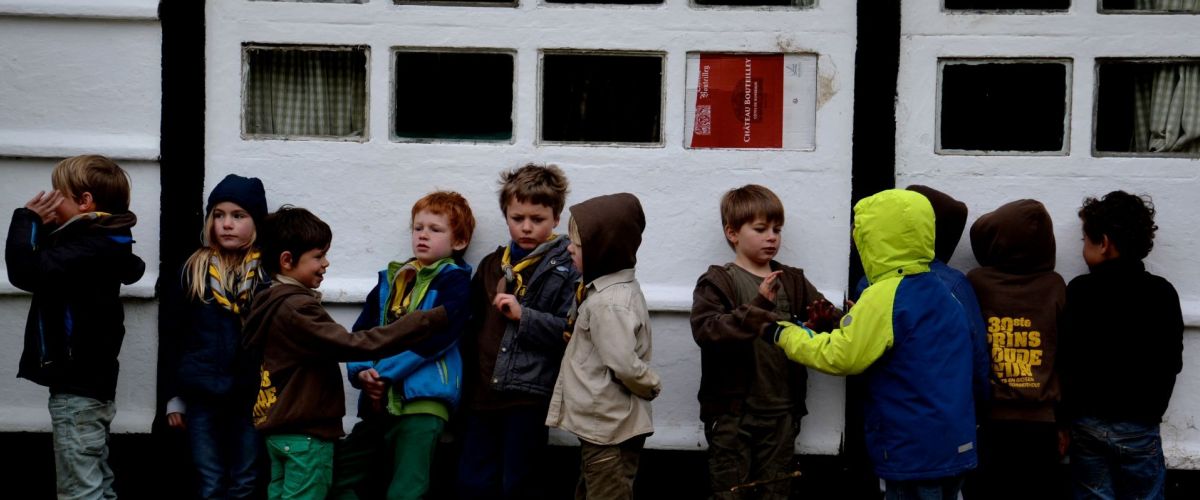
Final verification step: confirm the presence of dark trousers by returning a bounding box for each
[186,397,261,500]
[456,406,550,500]
[966,419,1065,500]
[575,435,647,500]
[884,474,965,500]
[704,412,799,500]
[329,413,444,500]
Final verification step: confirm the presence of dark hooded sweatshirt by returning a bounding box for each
[967,199,1066,423]
[242,279,448,439]
[1059,257,1182,425]
[6,208,145,402]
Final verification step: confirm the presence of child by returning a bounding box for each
[457,164,581,500]
[965,199,1067,500]
[690,184,829,499]
[164,174,270,499]
[5,154,146,499]
[762,189,979,499]
[328,191,474,500]
[1059,191,1183,499]
[546,192,662,500]
[241,206,453,500]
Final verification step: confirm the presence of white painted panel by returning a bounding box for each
[0,17,161,146]
[0,299,158,433]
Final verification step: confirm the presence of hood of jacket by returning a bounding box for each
[569,193,645,284]
[55,211,145,285]
[906,185,967,263]
[969,199,1056,274]
[242,282,313,351]
[854,189,935,285]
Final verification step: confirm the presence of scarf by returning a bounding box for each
[562,279,586,342]
[383,257,455,324]
[499,235,560,298]
[210,250,261,314]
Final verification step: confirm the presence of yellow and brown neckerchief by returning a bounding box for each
[499,235,559,298]
[209,249,262,315]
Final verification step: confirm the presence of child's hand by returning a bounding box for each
[493,292,523,322]
[758,270,783,302]
[1057,428,1071,458]
[357,368,387,401]
[166,412,185,430]
[803,299,843,333]
[25,190,64,225]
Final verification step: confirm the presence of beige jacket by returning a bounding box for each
[546,268,662,445]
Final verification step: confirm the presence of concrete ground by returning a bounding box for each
[5,432,1198,499]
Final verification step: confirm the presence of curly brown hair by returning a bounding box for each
[1078,190,1157,261]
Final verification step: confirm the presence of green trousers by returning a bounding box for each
[329,413,445,500]
[265,434,335,500]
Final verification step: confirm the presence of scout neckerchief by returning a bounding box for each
[384,257,455,324]
[210,249,262,315]
[562,279,586,342]
[381,257,456,415]
[500,235,560,298]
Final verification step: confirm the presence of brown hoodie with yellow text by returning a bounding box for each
[967,199,1066,422]
[242,279,448,439]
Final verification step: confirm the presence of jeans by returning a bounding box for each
[1069,416,1166,500]
[456,406,550,500]
[884,475,965,500]
[187,397,261,499]
[49,393,117,500]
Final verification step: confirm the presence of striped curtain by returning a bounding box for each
[1132,0,1200,153]
[244,48,367,138]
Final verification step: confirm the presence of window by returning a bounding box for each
[540,52,664,145]
[393,50,514,142]
[1095,59,1200,155]
[394,0,515,5]
[938,59,1070,154]
[692,0,814,7]
[243,45,368,140]
[548,0,661,4]
[253,0,366,3]
[944,0,1069,10]
[1101,0,1200,13]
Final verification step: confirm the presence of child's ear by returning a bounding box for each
[724,225,739,246]
[279,251,294,272]
[452,239,468,252]
[1101,235,1121,259]
[78,192,96,212]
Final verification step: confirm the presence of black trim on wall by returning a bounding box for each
[155,0,206,488]
[845,2,899,499]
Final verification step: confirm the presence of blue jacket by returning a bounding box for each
[347,261,471,416]
[855,260,991,413]
[773,190,978,481]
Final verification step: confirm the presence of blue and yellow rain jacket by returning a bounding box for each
[347,258,471,419]
[772,189,978,481]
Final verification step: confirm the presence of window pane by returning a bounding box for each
[394,51,513,141]
[243,46,368,139]
[541,53,663,144]
[944,0,1069,9]
[1096,60,1200,154]
[939,61,1068,152]
[1102,0,1200,12]
[693,0,814,7]
[394,0,515,5]
[253,0,366,3]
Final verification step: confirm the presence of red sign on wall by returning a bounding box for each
[690,54,784,149]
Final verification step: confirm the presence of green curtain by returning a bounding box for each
[1132,0,1200,153]
[244,48,367,138]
